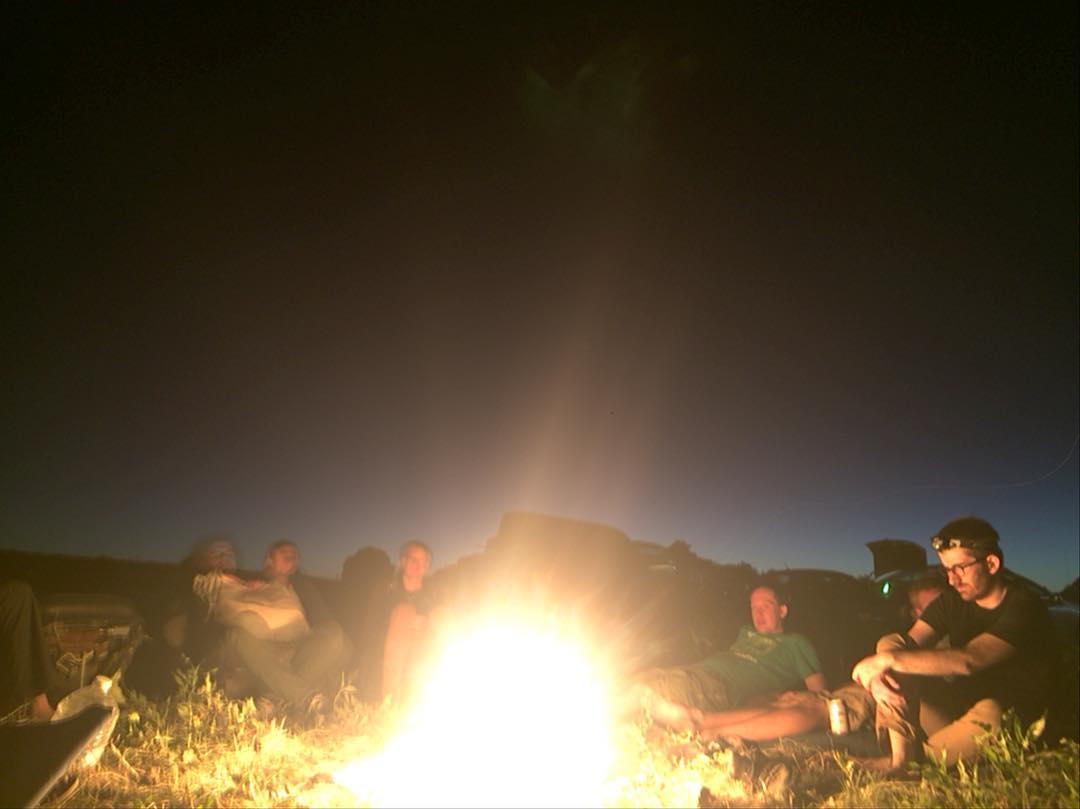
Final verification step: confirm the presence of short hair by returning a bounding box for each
[186,538,238,574]
[398,540,432,565]
[908,573,946,596]
[266,539,298,557]
[932,516,1004,565]
[749,581,789,607]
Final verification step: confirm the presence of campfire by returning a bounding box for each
[333,619,617,807]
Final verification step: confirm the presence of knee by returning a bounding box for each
[970,698,1003,731]
[389,603,417,622]
[0,579,34,608]
[317,622,346,655]
[228,627,260,654]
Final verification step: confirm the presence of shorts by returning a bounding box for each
[633,665,734,712]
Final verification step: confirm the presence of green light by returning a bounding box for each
[881,581,891,596]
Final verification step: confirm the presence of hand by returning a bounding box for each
[852,652,893,690]
[772,690,815,708]
[867,673,906,713]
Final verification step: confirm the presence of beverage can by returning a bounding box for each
[828,697,849,735]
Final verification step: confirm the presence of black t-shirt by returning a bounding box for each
[919,582,1057,722]
[366,578,438,626]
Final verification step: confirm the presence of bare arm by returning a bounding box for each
[854,620,1013,687]
[878,632,1016,678]
[905,619,941,649]
[852,619,940,689]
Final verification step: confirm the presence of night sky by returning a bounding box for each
[4,4,1077,589]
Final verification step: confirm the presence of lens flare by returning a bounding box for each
[334,621,616,807]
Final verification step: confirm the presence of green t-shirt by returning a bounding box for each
[698,625,821,706]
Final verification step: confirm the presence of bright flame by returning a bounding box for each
[335,621,616,807]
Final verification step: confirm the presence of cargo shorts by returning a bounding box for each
[819,681,876,732]
[632,664,735,712]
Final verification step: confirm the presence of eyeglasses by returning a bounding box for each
[940,558,985,578]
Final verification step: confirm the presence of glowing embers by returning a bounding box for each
[334,621,616,807]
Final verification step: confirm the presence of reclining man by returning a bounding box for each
[853,516,1056,770]
[689,578,945,742]
[626,583,826,731]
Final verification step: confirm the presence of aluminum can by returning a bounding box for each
[828,697,849,735]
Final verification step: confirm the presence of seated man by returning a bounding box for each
[362,540,443,702]
[853,517,1056,770]
[339,547,395,700]
[0,580,55,721]
[126,538,260,701]
[202,540,351,715]
[690,580,946,742]
[626,584,825,730]
[161,540,242,676]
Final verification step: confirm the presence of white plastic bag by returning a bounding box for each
[51,675,120,767]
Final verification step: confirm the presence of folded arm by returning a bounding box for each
[854,619,1015,687]
[876,632,1016,678]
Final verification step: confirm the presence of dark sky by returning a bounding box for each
[4,3,1078,588]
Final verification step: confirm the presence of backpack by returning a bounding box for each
[39,593,145,694]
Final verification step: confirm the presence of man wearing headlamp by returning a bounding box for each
[852,516,1056,772]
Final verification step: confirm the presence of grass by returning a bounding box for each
[39,667,1080,808]
[822,716,1080,809]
